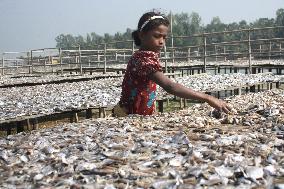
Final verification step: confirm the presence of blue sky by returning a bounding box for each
[0,0,283,54]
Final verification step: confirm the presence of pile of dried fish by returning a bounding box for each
[163,59,284,67]
[0,73,121,87]
[1,73,283,121]
[0,78,122,121]
[157,72,284,99]
[1,89,284,188]
[107,59,284,69]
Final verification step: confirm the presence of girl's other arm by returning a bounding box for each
[150,71,231,113]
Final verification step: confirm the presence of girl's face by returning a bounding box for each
[139,24,169,53]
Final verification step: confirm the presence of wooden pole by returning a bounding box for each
[17,121,24,133]
[72,113,79,123]
[86,109,93,119]
[215,45,218,61]
[248,30,252,74]
[132,40,135,54]
[187,47,191,62]
[276,81,280,88]
[158,100,164,113]
[97,54,100,67]
[15,60,18,73]
[170,12,174,64]
[280,42,282,59]
[27,119,32,131]
[51,58,55,74]
[164,45,168,73]
[269,41,272,60]
[59,48,63,74]
[31,50,34,74]
[104,43,107,74]
[25,52,29,75]
[88,56,91,68]
[115,52,118,62]
[32,118,39,130]
[1,53,4,75]
[203,35,207,73]
[250,85,256,92]
[224,46,226,61]
[267,82,271,90]
[6,127,11,135]
[79,46,82,74]
[183,98,187,108]
[43,50,47,74]
[179,98,183,108]
[99,107,106,118]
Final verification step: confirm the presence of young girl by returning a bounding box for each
[115,11,231,116]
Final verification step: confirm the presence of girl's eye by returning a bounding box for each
[154,34,166,39]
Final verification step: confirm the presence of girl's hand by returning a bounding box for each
[206,96,231,114]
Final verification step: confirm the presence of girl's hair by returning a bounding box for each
[132,11,170,46]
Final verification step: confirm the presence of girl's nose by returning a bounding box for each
[159,38,165,44]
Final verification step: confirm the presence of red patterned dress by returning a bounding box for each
[119,50,162,115]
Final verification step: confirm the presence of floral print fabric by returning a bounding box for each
[119,50,162,115]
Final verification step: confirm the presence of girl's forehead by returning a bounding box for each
[151,25,169,33]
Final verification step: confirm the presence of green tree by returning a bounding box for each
[275,8,284,37]
[187,12,203,46]
[171,12,203,46]
[205,17,226,44]
[90,32,104,48]
[55,34,76,49]
[86,34,92,48]
[74,35,85,48]
[276,8,284,25]
[55,10,280,50]
[250,18,275,41]
[172,12,190,46]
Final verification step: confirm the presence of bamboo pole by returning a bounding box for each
[132,40,135,55]
[1,53,4,75]
[269,41,272,60]
[43,49,47,74]
[88,56,91,68]
[97,53,100,67]
[187,47,191,62]
[203,35,207,73]
[224,46,226,61]
[59,48,63,74]
[164,45,168,73]
[215,45,218,61]
[79,46,82,74]
[248,30,252,74]
[158,100,164,113]
[26,52,30,74]
[280,42,282,58]
[30,50,33,74]
[123,52,126,64]
[170,12,174,64]
[104,43,107,74]
[115,52,118,62]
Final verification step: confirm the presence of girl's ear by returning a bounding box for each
[138,31,144,41]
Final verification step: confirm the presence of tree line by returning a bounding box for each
[55,8,284,49]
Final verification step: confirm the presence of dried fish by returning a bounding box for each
[1,72,283,121]
[0,88,284,188]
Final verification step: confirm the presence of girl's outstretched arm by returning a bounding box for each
[150,71,231,113]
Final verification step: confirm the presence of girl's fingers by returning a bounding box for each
[222,106,230,114]
[217,101,231,114]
